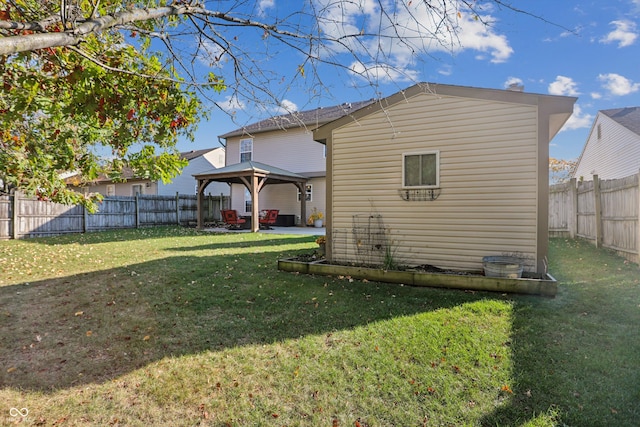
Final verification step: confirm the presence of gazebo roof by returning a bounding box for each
[193,161,308,185]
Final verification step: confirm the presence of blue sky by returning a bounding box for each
[175,0,640,162]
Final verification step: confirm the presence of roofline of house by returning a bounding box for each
[313,82,577,144]
[218,100,377,140]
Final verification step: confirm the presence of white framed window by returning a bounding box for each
[244,188,252,213]
[240,138,253,162]
[297,184,312,202]
[106,184,116,196]
[402,151,440,188]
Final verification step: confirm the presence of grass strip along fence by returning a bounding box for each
[0,227,638,426]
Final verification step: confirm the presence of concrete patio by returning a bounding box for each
[204,225,325,236]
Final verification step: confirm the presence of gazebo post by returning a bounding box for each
[251,174,260,232]
[192,161,309,232]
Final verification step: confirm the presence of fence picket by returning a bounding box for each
[0,193,228,240]
[549,172,639,264]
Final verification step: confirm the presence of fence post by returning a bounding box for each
[176,192,180,225]
[135,194,140,228]
[83,204,88,233]
[593,175,602,248]
[11,190,18,239]
[569,178,577,238]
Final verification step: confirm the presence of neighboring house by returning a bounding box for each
[216,100,375,224]
[572,107,640,181]
[313,82,576,275]
[158,148,227,196]
[67,165,157,197]
[69,148,227,196]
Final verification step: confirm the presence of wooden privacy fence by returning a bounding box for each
[0,192,229,239]
[549,172,640,264]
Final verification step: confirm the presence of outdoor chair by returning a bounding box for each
[259,209,279,229]
[221,209,246,229]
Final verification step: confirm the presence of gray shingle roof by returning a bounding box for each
[601,107,640,136]
[219,99,377,139]
[180,148,219,161]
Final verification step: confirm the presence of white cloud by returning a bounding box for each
[590,92,602,99]
[258,0,275,16]
[438,65,453,76]
[348,62,420,84]
[504,76,523,89]
[598,73,640,96]
[217,96,246,113]
[600,20,638,47]
[548,76,580,96]
[452,12,513,63]
[198,40,225,67]
[562,104,593,131]
[275,99,298,114]
[313,0,513,82]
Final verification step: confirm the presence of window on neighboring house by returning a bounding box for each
[403,151,440,188]
[240,138,253,162]
[132,184,143,196]
[244,188,252,213]
[297,184,312,202]
[106,184,115,197]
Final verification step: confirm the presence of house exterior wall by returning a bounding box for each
[226,127,326,217]
[573,112,640,181]
[327,92,541,272]
[227,176,324,219]
[158,149,229,196]
[79,180,157,197]
[226,127,326,173]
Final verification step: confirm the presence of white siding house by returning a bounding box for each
[158,148,228,196]
[69,148,227,197]
[572,107,640,181]
[314,83,576,275]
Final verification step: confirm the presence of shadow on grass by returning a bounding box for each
[13,226,196,246]
[480,239,640,426]
[165,236,314,252]
[0,251,484,392]
[2,235,638,426]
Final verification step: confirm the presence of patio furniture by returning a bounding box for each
[259,209,279,229]
[221,209,246,229]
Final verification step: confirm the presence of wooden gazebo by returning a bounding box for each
[193,161,308,232]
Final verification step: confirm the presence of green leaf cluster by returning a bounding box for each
[0,1,224,211]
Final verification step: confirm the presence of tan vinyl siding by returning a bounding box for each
[330,93,540,272]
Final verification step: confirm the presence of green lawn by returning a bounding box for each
[0,228,638,426]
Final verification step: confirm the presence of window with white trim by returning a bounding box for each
[240,138,253,162]
[403,151,440,188]
[106,184,115,196]
[297,184,312,202]
[244,188,252,213]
